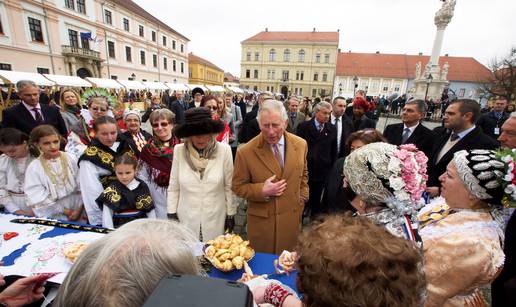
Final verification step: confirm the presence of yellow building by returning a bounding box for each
[240,29,339,98]
[188,53,224,86]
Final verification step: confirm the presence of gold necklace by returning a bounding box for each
[39,152,70,187]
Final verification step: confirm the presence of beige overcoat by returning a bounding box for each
[232,132,309,254]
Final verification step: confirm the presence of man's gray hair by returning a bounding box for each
[54,219,203,307]
[406,99,428,113]
[257,99,288,124]
[16,80,38,92]
[313,101,332,114]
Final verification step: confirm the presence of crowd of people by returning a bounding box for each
[0,79,515,306]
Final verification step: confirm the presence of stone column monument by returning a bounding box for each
[413,0,457,100]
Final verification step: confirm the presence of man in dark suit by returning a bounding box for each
[286,96,305,134]
[331,96,354,158]
[188,87,204,109]
[476,96,509,142]
[492,115,516,307]
[426,99,499,197]
[168,90,186,124]
[1,80,67,136]
[383,99,435,158]
[350,96,376,132]
[297,101,337,217]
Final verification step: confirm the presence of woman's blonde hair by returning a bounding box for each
[54,219,203,307]
[59,88,82,110]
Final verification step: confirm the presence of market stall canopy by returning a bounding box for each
[143,81,168,91]
[85,77,124,89]
[186,84,208,91]
[0,70,55,87]
[226,86,244,93]
[43,74,92,87]
[206,85,226,92]
[165,82,189,91]
[117,80,147,90]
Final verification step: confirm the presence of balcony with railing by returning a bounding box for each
[61,45,101,60]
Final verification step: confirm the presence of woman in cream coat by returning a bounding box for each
[167,107,235,241]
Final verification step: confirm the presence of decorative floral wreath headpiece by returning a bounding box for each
[82,88,115,108]
[495,148,516,208]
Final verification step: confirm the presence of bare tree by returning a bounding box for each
[478,47,516,101]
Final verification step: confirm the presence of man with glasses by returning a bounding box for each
[1,80,67,136]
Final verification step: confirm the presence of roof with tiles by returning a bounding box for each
[336,52,492,82]
[242,31,339,44]
[188,53,224,72]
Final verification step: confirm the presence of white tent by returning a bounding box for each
[0,70,55,86]
[43,74,92,87]
[85,77,124,89]
[206,85,226,92]
[116,80,147,90]
[227,86,244,93]
[143,81,168,91]
[165,82,189,91]
[186,84,208,91]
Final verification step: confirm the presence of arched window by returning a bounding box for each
[269,49,276,61]
[283,49,290,62]
[298,49,305,62]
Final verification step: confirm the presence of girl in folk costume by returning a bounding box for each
[24,125,83,221]
[201,95,232,144]
[121,110,152,157]
[139,109,180,219]
[66,89,115,158]
[96,153,156,228]
[0,128,38,216]
[78,116,136,226]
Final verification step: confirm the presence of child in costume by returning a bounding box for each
[96,153,156,228]
[25,125,83,221]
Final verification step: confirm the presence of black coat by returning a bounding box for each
[333,115,354,158]
[296,119,337,182]
[383,123,435,159]
[1,102,67,136]
[238,104,259,143]
[168,100,186,124]
[350,115,376,132]
[492,212,516,307]
[476,111,509,142]
[427,126,499,187]
[321,157,356,214]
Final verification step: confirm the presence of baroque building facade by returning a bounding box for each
[240,30,339,98]
[0,0,189,83]
[188,52,224,86]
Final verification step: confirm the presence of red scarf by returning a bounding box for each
[139,136,180,187]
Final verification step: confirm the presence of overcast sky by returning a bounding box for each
[134,0,516,76]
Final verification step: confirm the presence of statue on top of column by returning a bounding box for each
[415,61,422,79]
[441,62,449,80]
[434,0,457,29]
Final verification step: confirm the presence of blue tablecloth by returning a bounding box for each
[1,218,298,293]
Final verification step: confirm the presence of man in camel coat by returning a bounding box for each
[233,100,309,254]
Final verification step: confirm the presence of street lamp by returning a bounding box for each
[338,82,342,94]
[130,73,136,80]
[424,74,433,101]
[353,76,358,97]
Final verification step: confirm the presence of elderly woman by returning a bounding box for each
[252,214,426,307]
[201,95,232,144]
[139,109,180,219]
[343,142,428,241]
[418,149,508,306]
[59,88,83,130]
[167,107,234,241]
[0,128,37,216]
[122,110,152,156]
[142,95,165,123]
[78,116,135,226]
[54,219,203,307]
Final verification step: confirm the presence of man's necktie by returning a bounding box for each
[32,108,43,124]
[318,124,324,133]
[273,144,284,169]
[450,133,460,142]
[401,127,411,144]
